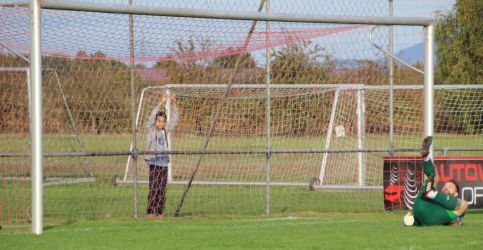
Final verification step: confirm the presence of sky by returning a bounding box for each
[0,0,459,64]
[393,0,456,17]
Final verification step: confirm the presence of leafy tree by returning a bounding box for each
[41,51,133,134]
[270,37,334,84]
[435,0,482,134]
[435,0,482,84]
[0,53,30,133]
[154,37,216,84]
[267,37,336,135]
[211,47,257,69]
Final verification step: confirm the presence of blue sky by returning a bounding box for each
[0,0,458,64]
[393,0,455,17]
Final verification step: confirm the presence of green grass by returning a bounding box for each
[1,133,481,222]
[2,213,483,249]
[1,133,482,248]
[1,133,481,178]
[1,133,482,152]
[1,181,383,225]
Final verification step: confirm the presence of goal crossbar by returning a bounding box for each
[40,0,433,26]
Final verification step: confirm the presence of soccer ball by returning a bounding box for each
[308,177,320,191]
[403,212,415,226]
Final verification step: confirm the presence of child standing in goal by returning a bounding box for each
[144,94,179,218]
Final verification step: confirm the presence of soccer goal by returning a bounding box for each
[121,83,483,187]
[6,0,482,235]
[122,84,368,188]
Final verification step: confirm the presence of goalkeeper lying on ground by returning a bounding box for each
[405,136,468,226]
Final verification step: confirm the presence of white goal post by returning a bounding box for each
[27,0,436,234]
[123,84,368,187]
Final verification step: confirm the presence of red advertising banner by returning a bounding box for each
[384,156,483,210]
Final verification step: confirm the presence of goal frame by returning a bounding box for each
[121,83,483,189]
[122,84,368,187]
[29,0,435,234]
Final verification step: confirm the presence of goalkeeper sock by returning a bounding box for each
[423,174,436,194]
[426,191,461,210]
[423,159,436,177]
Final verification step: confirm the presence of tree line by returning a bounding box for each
[0,0,480,135]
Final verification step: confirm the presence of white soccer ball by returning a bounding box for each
[403,212,415,226]
[335,125,346,138]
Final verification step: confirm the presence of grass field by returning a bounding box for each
[1,181,383,226]
[1,133,481,179]
[2,212,483,249]
[1,133,482,248]
[2,133,482,153]
[2,179,483,249]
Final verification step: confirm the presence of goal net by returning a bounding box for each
[122,84,482,217]
[0,0,481,231]
[123,84,368,186]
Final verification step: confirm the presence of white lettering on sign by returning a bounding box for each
[461,187,483,205]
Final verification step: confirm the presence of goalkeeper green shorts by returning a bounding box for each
[413,193,458,226]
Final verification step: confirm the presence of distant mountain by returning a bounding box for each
[331,43,427,69]
[395,43,425,65]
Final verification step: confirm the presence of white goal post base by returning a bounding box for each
[0,177,96,186]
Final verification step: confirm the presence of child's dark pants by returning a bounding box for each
[146,165,168,215]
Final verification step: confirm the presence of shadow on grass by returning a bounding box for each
[43,218,90,231]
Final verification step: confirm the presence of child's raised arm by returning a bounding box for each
[165,94,179,133]
[146,95,169,129]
